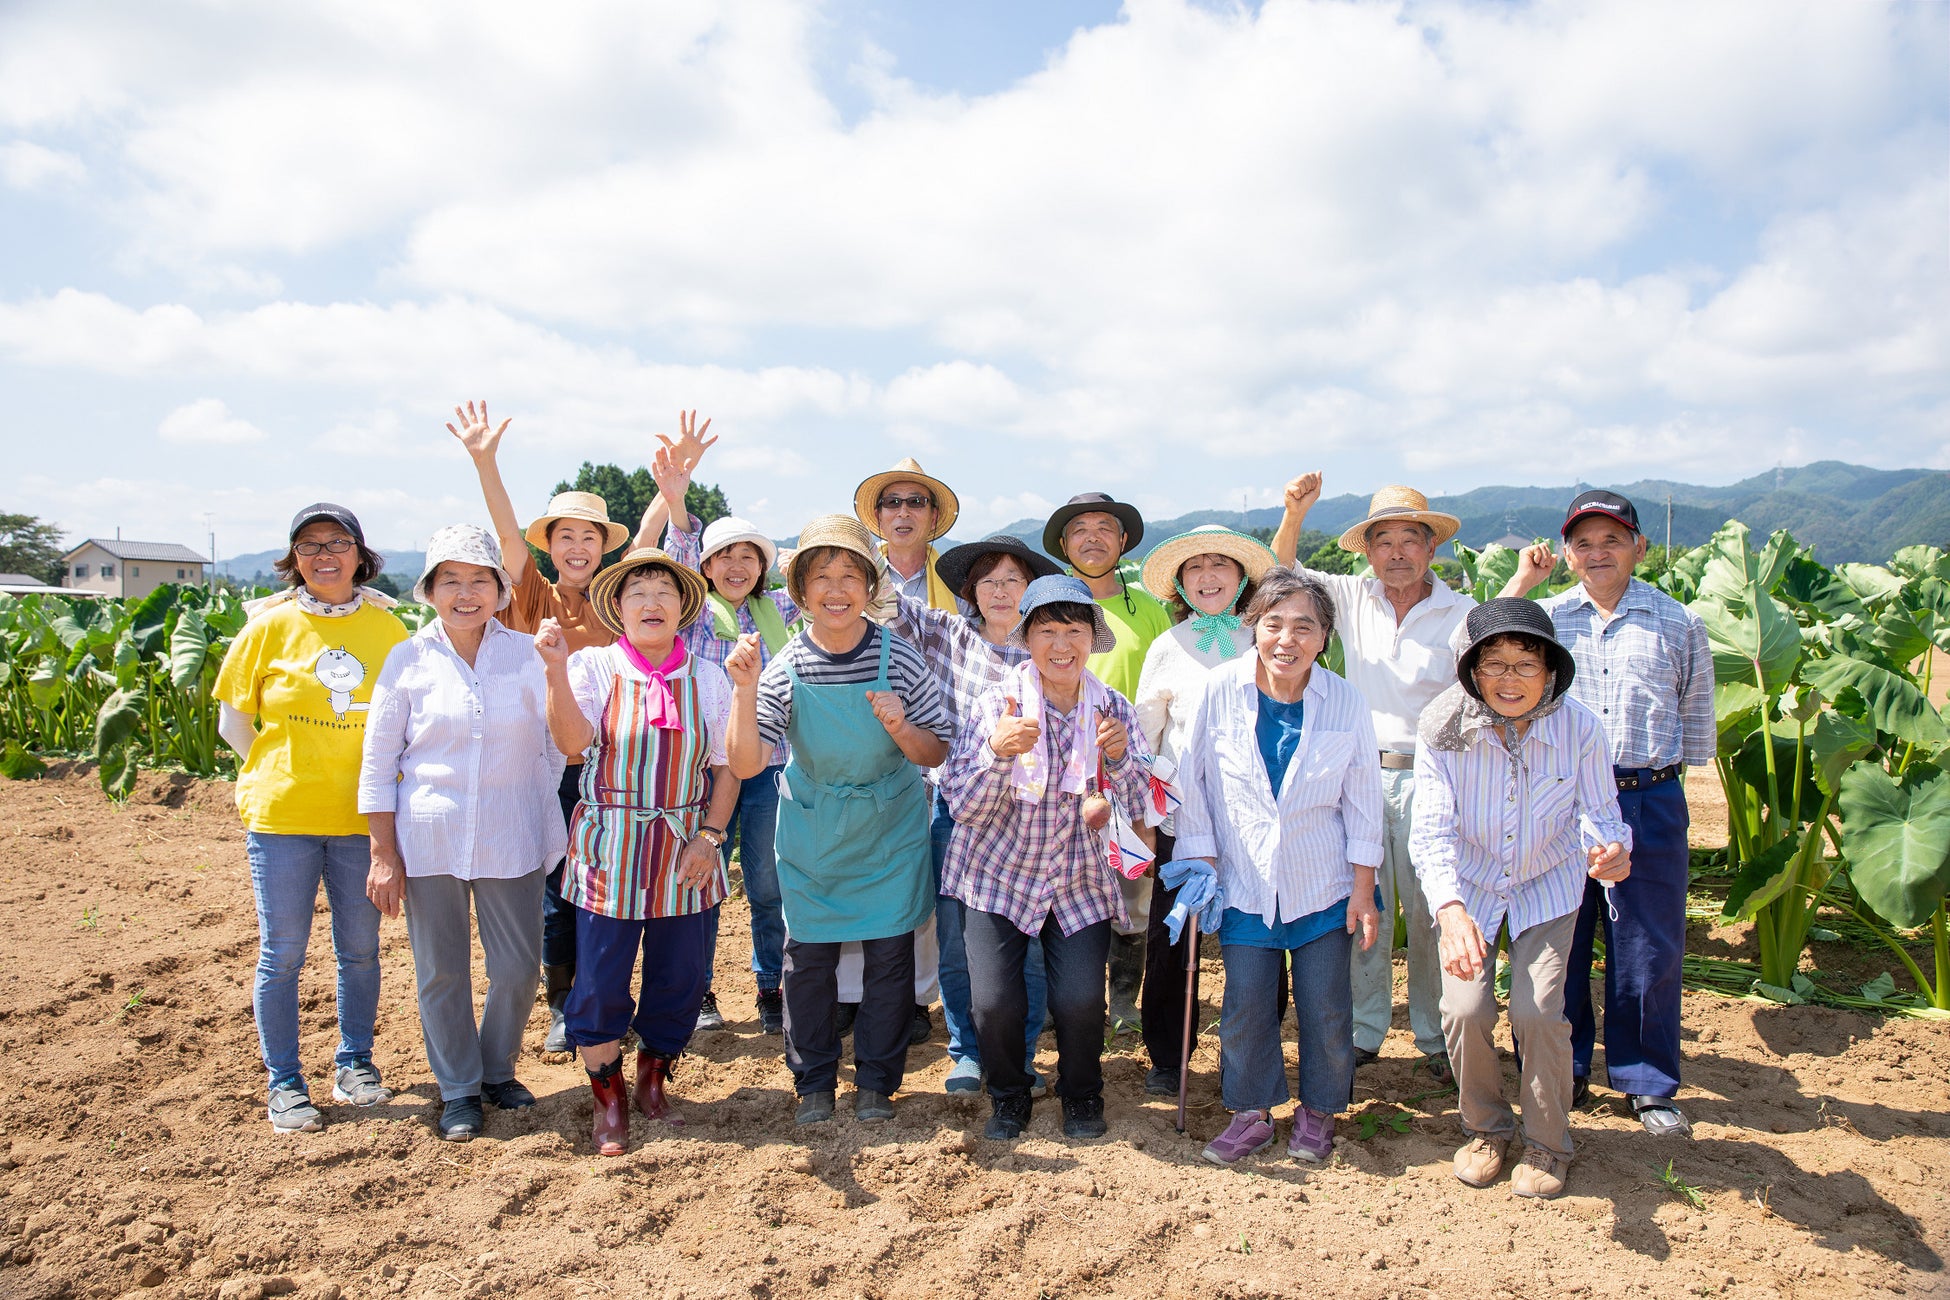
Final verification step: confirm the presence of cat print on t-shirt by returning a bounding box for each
[315,646,370,721]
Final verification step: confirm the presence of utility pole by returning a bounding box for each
[1665,493,1672,557]
[200,512,217,594]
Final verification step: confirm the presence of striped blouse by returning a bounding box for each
[1408,697,1632,940]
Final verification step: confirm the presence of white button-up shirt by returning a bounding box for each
[1298,567,1475,756]
[1409,697,1631,940]
[358,618,567,879]
[1174,657,1385,927]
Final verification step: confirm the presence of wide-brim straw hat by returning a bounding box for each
[1140,525,1276,604]
[1454,598,1576,704]
[588,547,708,636]
[853,458,959,541]
[1337,486,1461,554]
[936,535,1061,599]
[699,515,778,572]
[523,491,633,553]
[1007,574,1117,654]
[413,524,514,611]
[1043,492,1145,560]
[782,514,884,605]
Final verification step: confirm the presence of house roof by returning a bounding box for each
[63,539,209,563]
[0,573,50,587]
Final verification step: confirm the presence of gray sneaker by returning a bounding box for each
[331,1059,393,1107]
[268,1083,324,1133]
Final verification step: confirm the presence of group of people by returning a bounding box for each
[211,403,1714,1200]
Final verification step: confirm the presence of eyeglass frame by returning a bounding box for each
[1471,658,1547,680]
[876,493,933,512]
[293,538,357,557]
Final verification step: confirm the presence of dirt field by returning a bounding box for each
[1,768,1945,1300]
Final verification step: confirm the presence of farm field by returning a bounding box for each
[0,768,1944,1300]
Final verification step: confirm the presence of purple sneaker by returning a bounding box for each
[1287,1106,1335,1162]
[1202,1110,1276,1166]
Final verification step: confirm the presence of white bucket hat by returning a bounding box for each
[699,516,779,572]
[415,524,514,611]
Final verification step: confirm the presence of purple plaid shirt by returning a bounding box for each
[888,592,1032,727]
[941,681,1153,936]
[664,519,798,768]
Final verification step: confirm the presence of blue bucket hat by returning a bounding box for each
[1007,574,1116,653]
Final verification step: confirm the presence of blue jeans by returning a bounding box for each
[1219,925,1355,1114]
[709,763,786,993]
[932,792,1044,1066]
[246,831,382,1094]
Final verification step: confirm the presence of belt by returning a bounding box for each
[1379,750,1415,771]
[1614,764,1679,791]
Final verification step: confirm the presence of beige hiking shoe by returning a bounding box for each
[1453,1136,1508,1187]
[1510,1145,1568,1199]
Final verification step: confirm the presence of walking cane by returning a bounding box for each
[1174,915,1198,1133]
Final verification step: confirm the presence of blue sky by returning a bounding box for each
[0,0,1944,558]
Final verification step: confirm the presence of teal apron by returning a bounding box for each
[773,628,933,943]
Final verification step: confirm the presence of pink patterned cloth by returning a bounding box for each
[615,636,689,730]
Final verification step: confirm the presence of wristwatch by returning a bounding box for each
[696,826,727,848]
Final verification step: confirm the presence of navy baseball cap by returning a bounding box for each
[1560,490,1640,538]
[288,502,366,546]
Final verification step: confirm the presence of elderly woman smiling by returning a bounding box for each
[359,526,564,1141]
[1167,568,1384,1167]
[536,548,740,1157]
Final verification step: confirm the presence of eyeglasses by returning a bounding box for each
[294,538,355,557]
[1473,660,1546,680]
[975,575,1027,593]
[877,494,932,512]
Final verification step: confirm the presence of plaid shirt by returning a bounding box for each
[941,683,1153,936]
[664,521,798,768]
[1537,578,1716,770]
[888,592,1031,728]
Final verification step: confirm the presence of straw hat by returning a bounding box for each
[1337,486,1461,554]
[782,514,884,606]
[588,547,707,635]
[413,524,514,611]
[852,458,959,541]
[523,491,632,553]
[1140,525,1276,604]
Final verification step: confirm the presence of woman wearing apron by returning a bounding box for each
[536,547,740,1157]
[726,515,952,1127]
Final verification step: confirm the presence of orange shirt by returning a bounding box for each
[506,563,615,654]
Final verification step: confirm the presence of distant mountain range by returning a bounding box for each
[220,461,1946,577]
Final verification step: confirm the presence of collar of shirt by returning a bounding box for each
[423,615,519,659]
[1562,576,1657,617]
[1355,571,1470,622]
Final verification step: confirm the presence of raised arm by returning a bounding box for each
[449,400,528,585]
[723,634,771,779]
[633,410,718,550]
[1271,471,1323,568]
[535,621,596,756]
[1499,543,1557,599]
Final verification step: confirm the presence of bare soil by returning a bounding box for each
[0,768,1945,1300]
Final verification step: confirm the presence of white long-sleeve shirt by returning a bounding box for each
[1409,697,1631,940]
[1173,657,1385,927]
[357,618,567,879]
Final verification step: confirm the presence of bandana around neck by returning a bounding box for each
[1175,575,1248,658]
[1418,676,1564,782]
[1004,659,1110,804]
[617,636,689,730]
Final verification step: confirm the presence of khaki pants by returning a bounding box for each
[1440,911,1576,1161]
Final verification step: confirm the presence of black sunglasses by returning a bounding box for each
[877,493,933,511]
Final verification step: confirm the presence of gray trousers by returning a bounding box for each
[1351,767,1444,1055]
[1441,910,1576,1161]
[403,870,544,1101]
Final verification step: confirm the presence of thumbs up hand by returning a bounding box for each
[989,695,1041,759]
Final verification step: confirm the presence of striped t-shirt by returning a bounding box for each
[755,625,953,748]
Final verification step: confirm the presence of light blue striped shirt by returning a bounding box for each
[1409,697,1631,940]
[1174,657,1385,928]
[1537,578,1716,769]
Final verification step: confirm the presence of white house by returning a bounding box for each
[62,539,208,600]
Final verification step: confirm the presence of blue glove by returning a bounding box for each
[1161,858,1219,944]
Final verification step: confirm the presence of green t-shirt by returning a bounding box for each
[1087,581,1173,700]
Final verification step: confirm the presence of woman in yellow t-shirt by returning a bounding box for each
[214,503,408,1134]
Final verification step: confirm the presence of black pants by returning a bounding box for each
[1140,832,1200,1072]
[782,934,913,1098]
[963,906,1111,1103]
[542,764,581,970]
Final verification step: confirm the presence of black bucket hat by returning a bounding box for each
[1455,598,1576,704]
[936,535,1061,600]
[1042,493,1145,560]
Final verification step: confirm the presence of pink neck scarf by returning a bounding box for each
[1005,659,1109,804]
[617,636,689,730]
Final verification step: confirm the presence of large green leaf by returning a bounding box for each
[26,660,60,710]
[1471,545,1521,605]
[1865,605,1931,670]
[1808,714,1877,797]
[1834,563,1908,607]
[1778,555,1867,627]
[1714,681,1765,752]
[127,584,178,656]
[93,686,146,757]
[1902,577,1950,655]
[1697,521,1797,605]
[1802,653,1948,748]
[169,608,210,689]
[0,740,45,781]
[1721,828,1807,921]
[1693,592,1804,690]
[1889,545,1950,582]
[1838,762,1950,929]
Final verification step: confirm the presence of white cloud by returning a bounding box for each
[0,139,82,189]
[157,397,265,445]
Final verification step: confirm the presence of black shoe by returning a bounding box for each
[482,1079,536,1110]
[694,990,726,1031]
[756,989,785,1035]
[908,1004,932,1047]
[1353,1045,1380,1068]
[437,1096,484,1142]
[984,1094,1033,1141]
[835,1002,858,1037]
[855,1090,895,1123]
[1144,1066,1180,1097]
[795,1091,835,1126]
[1061,1095,1107,1140]
[1571,1075,1591,1108]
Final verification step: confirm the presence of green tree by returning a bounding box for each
[530,464,731,581]
[1303,537,1362,575]
[0,512,67,585]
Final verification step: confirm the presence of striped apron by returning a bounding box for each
[563,670,725,920]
